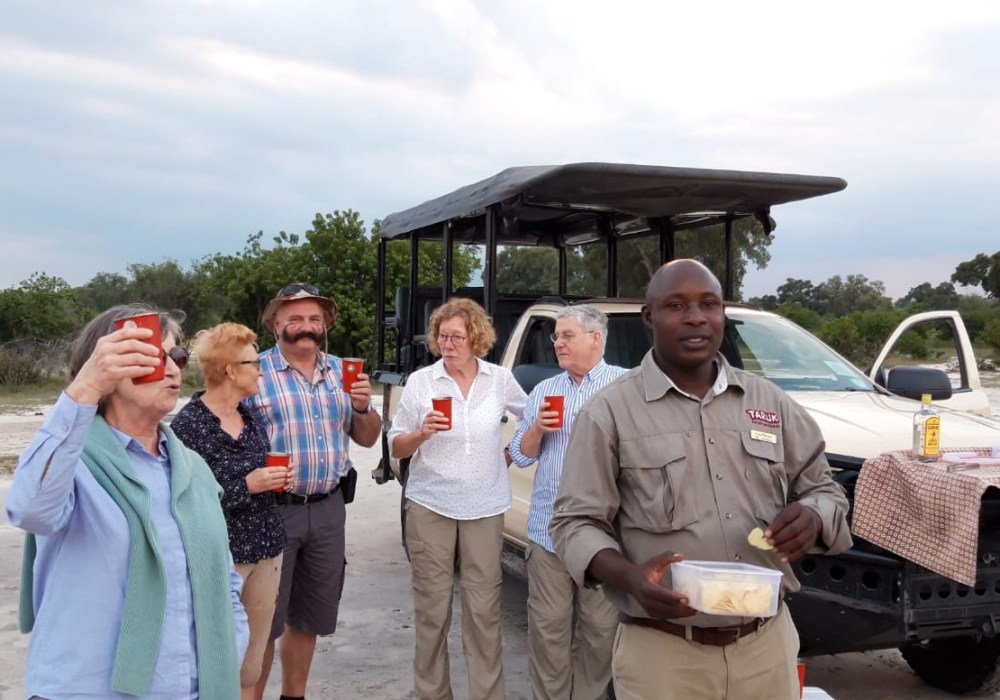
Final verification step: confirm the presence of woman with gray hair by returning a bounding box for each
[6,304,248,700]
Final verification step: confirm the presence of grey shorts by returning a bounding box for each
[270,490,347,640]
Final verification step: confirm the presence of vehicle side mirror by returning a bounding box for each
[884,366,953,402]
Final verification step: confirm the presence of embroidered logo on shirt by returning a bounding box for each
[746,409,781,428]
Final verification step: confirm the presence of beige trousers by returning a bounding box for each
[526,544,618,700]
[404,500,505,700]
[612,604,800,700]
[235,554,283,687]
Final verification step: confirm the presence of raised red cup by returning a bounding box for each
[342,357,364,393]
[432,396,452,431]
[543,395,565,428]
[267,452,291,493]
[114,312,164,384]
[797,659,806,699]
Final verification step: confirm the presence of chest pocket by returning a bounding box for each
[618,436,698,533]
[741,432,788,525]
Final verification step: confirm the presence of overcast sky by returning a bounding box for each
[2,0,998,300]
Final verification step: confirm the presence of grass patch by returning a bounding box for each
[0,377,64,413]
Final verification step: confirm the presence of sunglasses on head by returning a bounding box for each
[278,283,320,298]
[162,346,190,370]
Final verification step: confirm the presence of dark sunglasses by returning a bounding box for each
[162,346,190,370]
[278,283,320,298]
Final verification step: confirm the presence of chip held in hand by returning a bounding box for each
[747,527,773,551]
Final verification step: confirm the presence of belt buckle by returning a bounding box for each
[726,627,742,645]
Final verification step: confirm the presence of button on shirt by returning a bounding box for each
[549,352,852,627]
[508,360,627,552]
[248,346,354,495]
[388,358,527,519]
[4,393,249,700]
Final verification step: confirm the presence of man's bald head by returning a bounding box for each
[645,259,723,305]
[641,258,726,389]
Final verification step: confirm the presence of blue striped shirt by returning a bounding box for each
[508,360,627,552]
[247,346,354,495]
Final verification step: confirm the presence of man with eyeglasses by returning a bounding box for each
[508,305,626,700]
[248,283,381,700]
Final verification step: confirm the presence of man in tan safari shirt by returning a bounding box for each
[549,259,852,700]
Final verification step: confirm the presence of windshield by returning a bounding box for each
[726,313,876,392]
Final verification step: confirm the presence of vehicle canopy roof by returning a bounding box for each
[379,162,847,245]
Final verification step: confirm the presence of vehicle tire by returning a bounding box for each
[900,636,1000,694]
[606,680,616,699]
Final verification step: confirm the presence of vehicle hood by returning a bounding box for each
[787,390,1000,460]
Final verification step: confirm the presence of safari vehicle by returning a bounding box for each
[371,163,1000,694]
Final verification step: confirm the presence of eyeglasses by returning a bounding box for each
[437,333,467,346]
[163,346,190,370]
[232,359,262,369]
[278,283,320,298]
[550,330,596,343]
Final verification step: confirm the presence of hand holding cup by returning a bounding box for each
[536,395,565,432]
[419,396,452,438]
[66,320,162,405]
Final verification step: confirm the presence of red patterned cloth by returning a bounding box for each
[853,447,997,586]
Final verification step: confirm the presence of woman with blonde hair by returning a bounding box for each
[171,322,292,700]
[388,297,527,700]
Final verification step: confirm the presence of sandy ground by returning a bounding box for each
[1,399,1000,699]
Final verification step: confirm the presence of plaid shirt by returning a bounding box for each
[248,345,354,495]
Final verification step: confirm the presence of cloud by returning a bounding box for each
[0,0,999,301]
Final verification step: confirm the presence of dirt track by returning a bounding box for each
[1,407,999,699]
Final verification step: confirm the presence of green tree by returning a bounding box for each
[813,274,892,317]
[776,278,817,310]
[895,282,960,311]
[819,316,861,360]
[200,211,480,359]
[0,273,89,342]
[981,318,1000,352]
[952,251,1000,298]
[495,217,772,300]
[776,304,822,332]
[77,272,131,312]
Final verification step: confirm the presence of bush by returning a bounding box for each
[896,330,930,359]
[819,317,861,362]
[0,346,44,385]
[981,318,1000,353]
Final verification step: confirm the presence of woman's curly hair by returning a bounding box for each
[427,297,496,358]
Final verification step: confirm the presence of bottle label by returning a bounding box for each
[922,416,941,456]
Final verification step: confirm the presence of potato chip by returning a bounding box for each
[699,580,774,616]
[747,527,773,551]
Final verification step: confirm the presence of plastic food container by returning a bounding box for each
[672,560,783,617]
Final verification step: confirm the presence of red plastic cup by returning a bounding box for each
[797,659,806,698]
[267,452,290,493]
[432,396,452,430]
[543,395,565,428]
[114,312,163,384]
[342,357,364,393]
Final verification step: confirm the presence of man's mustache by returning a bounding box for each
[282,329,325,344]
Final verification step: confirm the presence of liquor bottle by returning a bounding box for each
[912,393,941,462]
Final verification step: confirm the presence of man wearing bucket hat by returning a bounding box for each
[249,282,381,700]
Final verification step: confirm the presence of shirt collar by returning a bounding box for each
[107,422,170,460]
[432,356,491,380]
[640,351,734,402]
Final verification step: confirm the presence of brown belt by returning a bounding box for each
[620,613,768,647]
